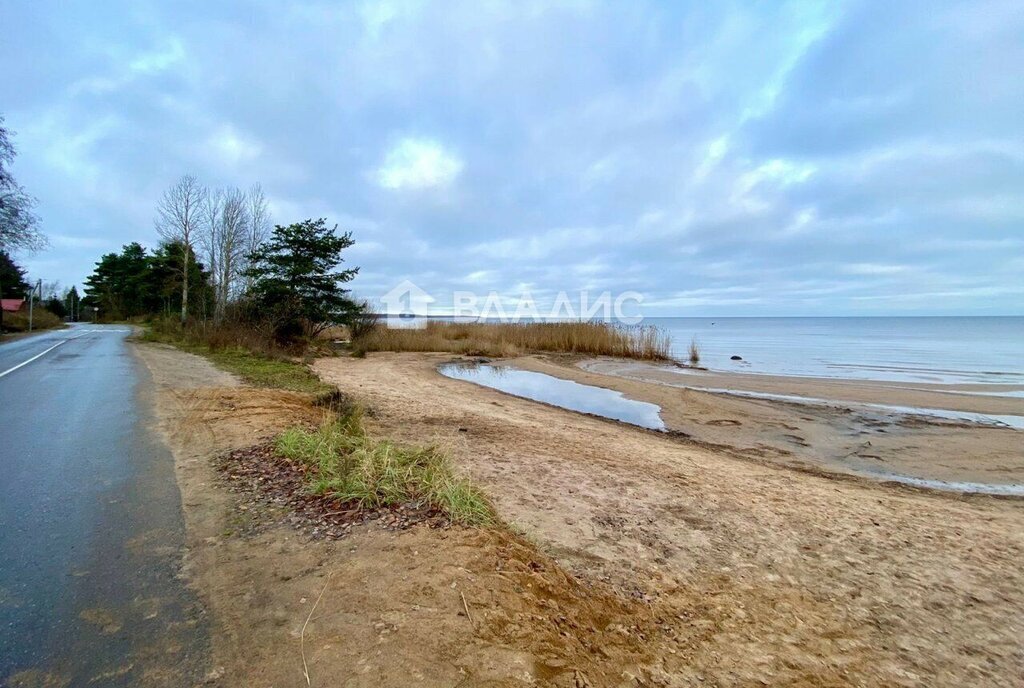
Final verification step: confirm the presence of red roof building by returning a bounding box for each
[1,298,25,312]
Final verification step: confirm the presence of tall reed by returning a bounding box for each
[354,321,671,360]
[688,337,701,365]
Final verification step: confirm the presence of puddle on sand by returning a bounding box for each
[439,363,666,430]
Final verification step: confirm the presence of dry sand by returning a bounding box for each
[135,342,1024,686]
[135,344,721,687]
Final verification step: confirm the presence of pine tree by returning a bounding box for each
[245,218,361,338]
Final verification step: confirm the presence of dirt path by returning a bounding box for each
[315,352,1024,687]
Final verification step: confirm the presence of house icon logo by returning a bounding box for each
[380,279,433,328]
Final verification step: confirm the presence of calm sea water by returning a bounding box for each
[648,317,1024,385]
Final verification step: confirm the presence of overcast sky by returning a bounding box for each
[2,0,1022,316]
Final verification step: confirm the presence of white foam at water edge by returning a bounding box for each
[678,385,1024,430]
[861,471,1024,497]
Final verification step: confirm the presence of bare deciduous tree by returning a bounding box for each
[200,187,224,315]
[198,186,251,321]
[0,116,45,253]
[216,187,249,319]
[155,174,204,323]
[244,183,270,292]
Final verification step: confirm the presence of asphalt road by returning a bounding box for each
[0,324,208,686]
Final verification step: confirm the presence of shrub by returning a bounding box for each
[1,308,64,333]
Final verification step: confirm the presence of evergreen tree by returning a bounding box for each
[148,241,213,318]
[44,296,66,318]
[65,286,80,321]
[244,218,361,338]
[82,245,146,320]
[81,242,211,320]
[0,249,28,298]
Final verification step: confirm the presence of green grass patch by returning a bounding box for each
[140,327,331,394]
[204,348,330,393]
[276,407,496,526]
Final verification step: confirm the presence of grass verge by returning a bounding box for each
[1,309,66,334]
[142,318,496,526]
[204,348,331,393]
[277,407,496,526]
[140,328,332,394]
[354,321,672,360]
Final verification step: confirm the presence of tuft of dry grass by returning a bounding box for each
[277,407,496,525]
[688,337,701,365]
[316,325,351,342]
[353,321,672,360]
[144,316,289,357]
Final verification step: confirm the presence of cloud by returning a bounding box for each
[203,124,263,169]
[841,263,911,276]
[1,0,1021,315]
[376,138,463,191]
[128,38,185,75]
[51,234,111,250]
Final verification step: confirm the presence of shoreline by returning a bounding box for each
[503,355,1024,491]
[584,357,1024,416]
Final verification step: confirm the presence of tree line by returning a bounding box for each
[82,174,365,342]
[2,116,366,343]
[81,241,208,320]
[1,250,76,309]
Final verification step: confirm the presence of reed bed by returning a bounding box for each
[353,320,672,360]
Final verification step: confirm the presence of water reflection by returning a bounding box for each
[439,363,665,431]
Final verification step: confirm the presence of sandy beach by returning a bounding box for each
[313,352,1024,686]
[9,1,1023,683]
[133,344,1024,686]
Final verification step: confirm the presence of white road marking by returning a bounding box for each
[0,332,89,379]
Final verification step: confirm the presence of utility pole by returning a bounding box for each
[27,279,41,332]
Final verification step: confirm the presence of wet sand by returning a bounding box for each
[583,358,1024,417]
[503,356,1024,491]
